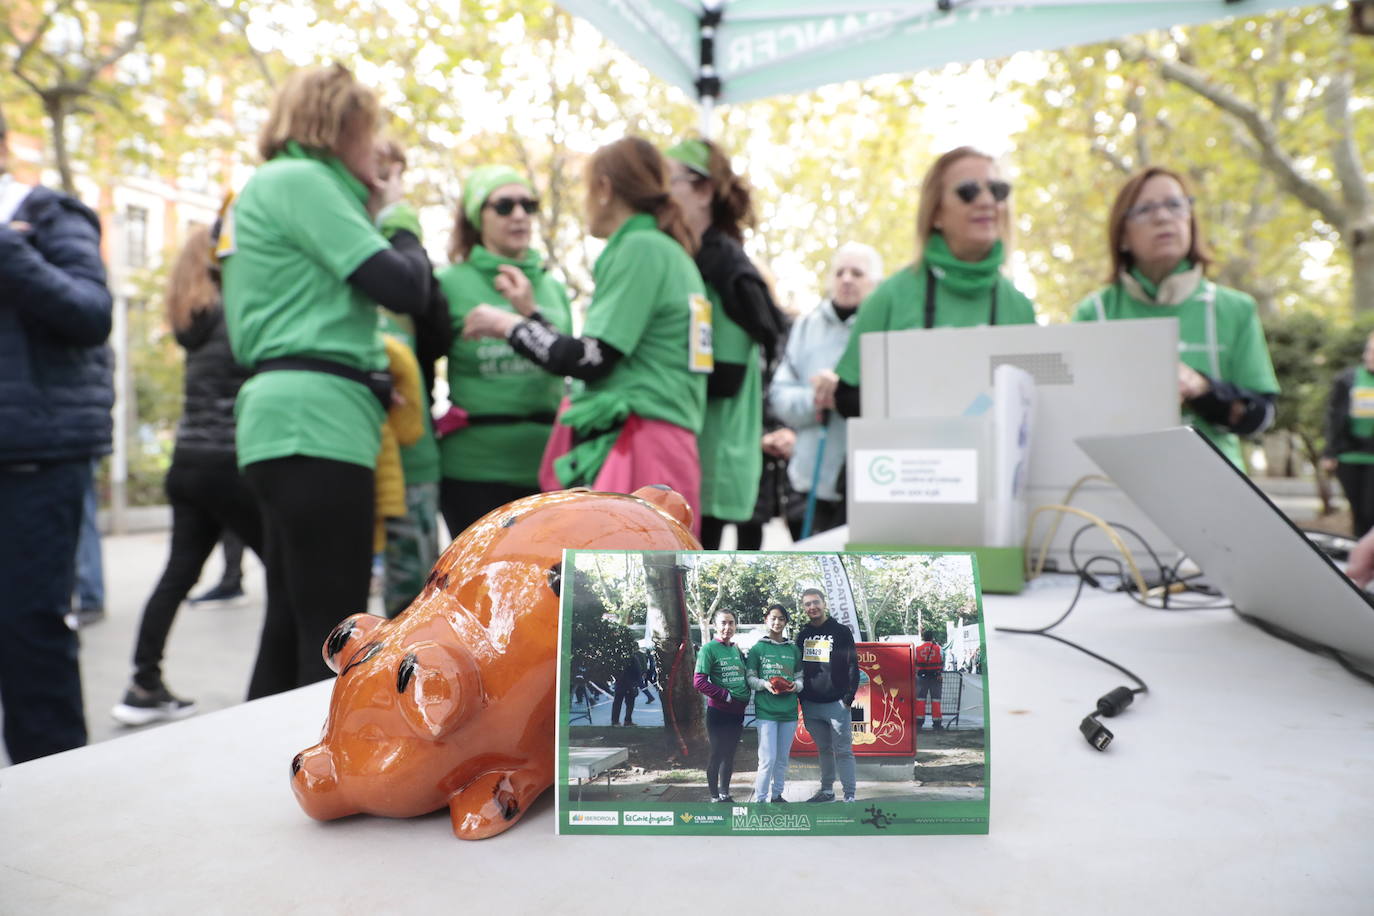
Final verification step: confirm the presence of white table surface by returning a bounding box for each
[3,583,1371,915]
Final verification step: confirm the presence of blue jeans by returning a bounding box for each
[74,458,104,610]
[0,460,90,762]
[752,718,798,801]
[801,699,856,797]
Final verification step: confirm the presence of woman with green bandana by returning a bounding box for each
[814,146,1037,419]
[1322,332,1374,537]
[434,164,571,539]
[462,137,709,536]
[220,65,434,698]
[1072,166,1278,470]
[664,138,785,550]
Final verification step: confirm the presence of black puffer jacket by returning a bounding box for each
[0,184,114,464]
[174,305,247,457]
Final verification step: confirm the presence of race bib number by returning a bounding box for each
[802,635,833,664]
[1351,386,1374,419]
[214,191,238,261]
[688,292,714,374]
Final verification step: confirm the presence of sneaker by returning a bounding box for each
[188,584,246,607]
[710,795,730,803]
[769,795,788,804]
[718,794,735,803]
[843,794,857,803]
[64,605,105,630]
[806,790,836,803]
[932,721,944,731]
[111,684,198,726]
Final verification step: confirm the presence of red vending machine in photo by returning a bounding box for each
[791,642,916,757]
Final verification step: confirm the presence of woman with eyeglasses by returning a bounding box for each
[1073,167,1279,469]
[462,137,709,535]
[815,146,1036,417]
[435,166,572,539]
[664,138,785,550]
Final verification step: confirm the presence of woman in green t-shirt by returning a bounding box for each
[462,137,709,537]
[221,65,434,699]
[745,604,802,803]
[814,146,1037,418]
[663,138,785,550]
[1071,166,1279,470]
[435,165,572,539]
[693,609,751,803]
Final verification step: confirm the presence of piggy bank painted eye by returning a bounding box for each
[396,641,485,739]
[322,613,385,674]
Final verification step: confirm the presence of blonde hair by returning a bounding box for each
[257,64,379,162]
[914,146,1012,264]
[165,226,220,333]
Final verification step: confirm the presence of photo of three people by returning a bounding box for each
[558,549,989,836]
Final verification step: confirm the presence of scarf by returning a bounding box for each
[921,232,1004,296]
[1120,260,1204,307]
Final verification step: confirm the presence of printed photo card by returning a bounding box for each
[555,549,989,836]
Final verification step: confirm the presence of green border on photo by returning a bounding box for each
[555,548,990,837]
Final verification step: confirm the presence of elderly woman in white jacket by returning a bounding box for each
[768,242,882,540]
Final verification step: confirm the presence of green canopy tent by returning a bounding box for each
[559,0,1321,132]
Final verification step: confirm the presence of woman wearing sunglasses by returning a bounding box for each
[1073,167,1278,469]
[435,166,572,538]
[816,146,1036,416]
[664,138,785,549]
[462,137,709,534]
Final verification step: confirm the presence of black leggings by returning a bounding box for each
[243,456,374,700]
[1336,462,1374,539]
[131,454,263,691]
[700,517,764,551]
[439,477,539,543]
[705,706,746,798]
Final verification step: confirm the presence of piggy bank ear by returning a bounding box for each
[322,613,385,674]
[632,484,694,532]
[396,641,484,739]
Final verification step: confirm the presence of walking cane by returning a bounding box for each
[800,410,832,540]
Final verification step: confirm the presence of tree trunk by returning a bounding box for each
[643,552,704,762]
[1352,228,1374,314]
[1297,432,1333,516]
[43,94,76,196]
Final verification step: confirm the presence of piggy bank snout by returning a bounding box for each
[291,745,351,821]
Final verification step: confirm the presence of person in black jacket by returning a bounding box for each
[110,227,265,726]
[794,588,860,803]
[1322,331,1374,539]
[0,108,114,763]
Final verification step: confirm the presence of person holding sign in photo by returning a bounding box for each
[795,588,860,803]
[747,603,802,803]
[693,608,750,803]
[461,137,710,536]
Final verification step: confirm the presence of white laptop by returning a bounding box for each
[1078,427,1374,676]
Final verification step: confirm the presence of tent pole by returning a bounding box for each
[696,2,723,140]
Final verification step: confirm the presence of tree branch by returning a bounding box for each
[1128,41,1346,227]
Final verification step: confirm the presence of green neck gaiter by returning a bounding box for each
[468,243,543,281]
[278,141,370,206]
[922,232,1004,296]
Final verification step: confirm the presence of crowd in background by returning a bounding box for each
[1,58,1298,765]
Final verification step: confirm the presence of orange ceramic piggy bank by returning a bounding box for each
[290,485,698,839]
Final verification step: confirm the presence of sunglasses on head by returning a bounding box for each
[487,196,539,216]
[953,179,1012,204]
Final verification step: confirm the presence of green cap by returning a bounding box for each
[664,139,711,177]
[463,165,533,229]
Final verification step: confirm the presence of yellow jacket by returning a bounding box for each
[375,334,424,552]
